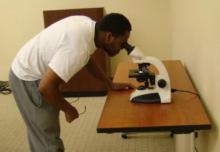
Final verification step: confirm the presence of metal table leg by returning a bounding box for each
[174,132,195,152]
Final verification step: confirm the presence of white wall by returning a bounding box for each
[171,0,220,152]
[0,0,171,79]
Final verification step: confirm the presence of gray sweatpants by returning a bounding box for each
[9,70,64,152]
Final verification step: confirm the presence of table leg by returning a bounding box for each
[174,132,195,152]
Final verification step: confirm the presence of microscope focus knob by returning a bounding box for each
[158,79,167,88]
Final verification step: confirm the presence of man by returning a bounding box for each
[9,13,133,152]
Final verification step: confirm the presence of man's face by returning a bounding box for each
[103,31,130,57]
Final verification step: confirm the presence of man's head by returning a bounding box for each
[95,13,132,56]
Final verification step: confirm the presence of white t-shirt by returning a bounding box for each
[12,16,97,82]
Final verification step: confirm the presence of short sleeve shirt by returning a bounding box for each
[11,16,96,82]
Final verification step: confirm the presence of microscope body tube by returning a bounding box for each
[124,43,145,63]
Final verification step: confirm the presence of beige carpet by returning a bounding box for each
[0,94,174,152]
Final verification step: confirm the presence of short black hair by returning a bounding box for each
[96,13,132,37]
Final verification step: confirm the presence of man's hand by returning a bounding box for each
[64,106,79,123]
[85,58,135,91]
[110,82,135,90]
[38,67,79,123]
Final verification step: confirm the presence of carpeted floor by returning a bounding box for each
[0,94,174,152]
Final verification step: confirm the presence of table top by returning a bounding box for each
[97,60,211,133]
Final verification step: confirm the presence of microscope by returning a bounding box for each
[124,43,171,103]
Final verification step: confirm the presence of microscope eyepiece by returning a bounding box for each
[124,43,135,54]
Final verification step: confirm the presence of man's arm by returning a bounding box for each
[38,67,78,123]
[85,58,134,90]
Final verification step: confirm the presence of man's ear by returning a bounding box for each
[105,32,114,43]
